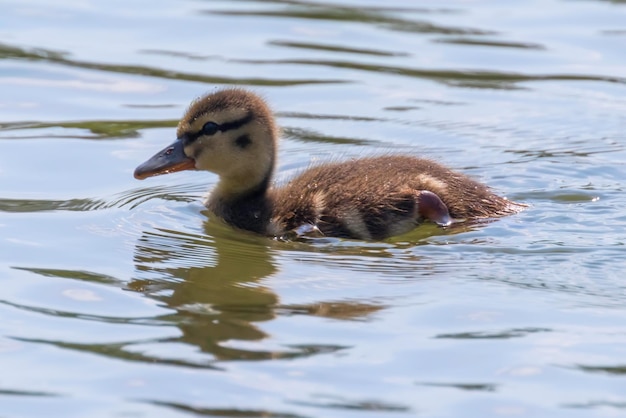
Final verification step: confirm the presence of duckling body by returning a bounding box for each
[135,89,523,240]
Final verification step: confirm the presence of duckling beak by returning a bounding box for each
[134,139,196,180]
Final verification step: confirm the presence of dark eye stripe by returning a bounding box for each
[180,112,255,144]
[218,112,254,132]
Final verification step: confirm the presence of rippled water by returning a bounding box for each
[2,0,626,417]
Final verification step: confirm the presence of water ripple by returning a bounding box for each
[269,40,409,57]
[0,389,61,398]
[235,58,626,89]
[289,394,411,412]
[282,126,380,145]
[205,2,489,36]
[0,43,347,86]
[417,382,498,392]
[143,400,309,418]
[0,119,178,140]
[0,184,204,213]
[435,327,552,340]
[12,336,222,370]
[433,37,547,50]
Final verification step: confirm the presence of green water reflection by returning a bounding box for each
[11,217,389,368]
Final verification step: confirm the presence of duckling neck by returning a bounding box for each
[207,171,274,234]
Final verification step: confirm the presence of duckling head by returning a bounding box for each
[134,88,278,198]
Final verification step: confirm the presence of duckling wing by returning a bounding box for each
[271,156,465,239]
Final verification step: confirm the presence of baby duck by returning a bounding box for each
[134,88,524,240]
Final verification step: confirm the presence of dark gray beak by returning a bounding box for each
[134,139,195,180]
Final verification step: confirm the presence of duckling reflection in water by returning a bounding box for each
[134,89,524,240]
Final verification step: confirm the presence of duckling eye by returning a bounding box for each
[201,121,220,136]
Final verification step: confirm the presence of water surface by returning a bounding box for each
[1,0,626,417]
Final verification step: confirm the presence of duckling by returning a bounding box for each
[134,88,524,240]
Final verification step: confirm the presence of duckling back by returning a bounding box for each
[268,156,523,240]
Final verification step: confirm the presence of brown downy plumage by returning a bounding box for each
[134,88,525,240]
